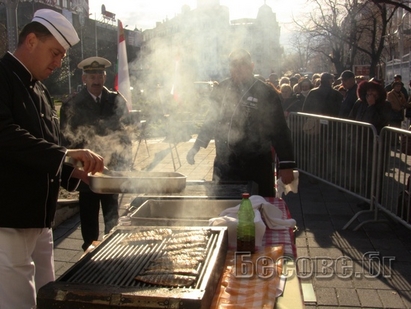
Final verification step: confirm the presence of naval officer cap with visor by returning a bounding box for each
[77,57,112,74]
[31,9,80,50]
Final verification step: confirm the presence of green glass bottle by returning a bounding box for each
[237,193,255,253]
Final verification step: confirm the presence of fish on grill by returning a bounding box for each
[164,242,207,251]
[148,257,200,268]
[135,273,197,287]
[158,249,206,261]
[143,267,199,275]
[121,228,173,245]
[166,235,208,244]
[172,230,211,238]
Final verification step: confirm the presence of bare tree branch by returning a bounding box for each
[370,0,411,12]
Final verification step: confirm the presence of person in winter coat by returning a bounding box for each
[302,72,343,117]
[350,80,391,134]
[186,49,296,197]
[60,56,131,251]
[387,81,408,129]
[349,80,392,206]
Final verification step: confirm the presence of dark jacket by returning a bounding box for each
[0,52,77,228]
[194,77,295,170]
[349,81,391,134]
[338,83,358,118]
[60,86,131,170]
[302,85,343,117]
[282,94,304,113]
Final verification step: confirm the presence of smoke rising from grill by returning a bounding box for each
[124,2,282,147]
[61,95,132,170]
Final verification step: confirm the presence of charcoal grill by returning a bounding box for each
[37,226,228,309]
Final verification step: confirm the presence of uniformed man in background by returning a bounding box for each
[60,56,131,251]
[186,49,295,196]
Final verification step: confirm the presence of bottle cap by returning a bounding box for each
[242,192,250,198]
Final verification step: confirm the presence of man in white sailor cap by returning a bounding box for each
[60,56,131,252]
[0,9,105,309]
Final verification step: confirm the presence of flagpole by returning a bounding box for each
[115,19,133,111]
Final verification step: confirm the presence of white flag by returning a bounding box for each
[114,20,132,111]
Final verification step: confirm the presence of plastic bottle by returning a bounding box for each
[237,192,255,253]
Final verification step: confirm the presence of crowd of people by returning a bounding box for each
[266,70,411,132]
[262,69,411,209]
[259,70,411,135]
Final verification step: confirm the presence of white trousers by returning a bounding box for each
[0,228,55,309]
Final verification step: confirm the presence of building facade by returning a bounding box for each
[0,0,142,95]
[137,0,283,86]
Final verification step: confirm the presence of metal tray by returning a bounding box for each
[129,199,240,226]
[129,180,259,202]
[89,171,186,194]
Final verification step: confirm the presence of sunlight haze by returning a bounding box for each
[88,0,306,34]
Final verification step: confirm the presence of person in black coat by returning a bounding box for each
[349,80,391,203]
[186,49,296,197]
[60,56,131,251]
[302,72,343,116]
[350,80,391,134]
[338,70,358,118]
[0,10,104,309]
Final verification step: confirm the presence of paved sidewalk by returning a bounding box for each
[52,136,411,308]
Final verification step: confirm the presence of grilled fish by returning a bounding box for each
[164,242,207,251]
[158,250,206,261]
[167,235,208,244]
[135,274,196,287]
[143,267,199,275]
[121,228,173,245]
[149,258,199,268]
[172,230,211,238]
[163,247,206,254]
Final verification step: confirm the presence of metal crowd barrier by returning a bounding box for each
[287,112,411,231]
[288,112,378,201]
[373,127,411,230]
[287,112,378,230]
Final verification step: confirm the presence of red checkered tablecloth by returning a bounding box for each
[210,197,297,308]
[262,197,296,257]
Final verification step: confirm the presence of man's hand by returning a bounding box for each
[278,168,294,185]
[71,168,90,185]
[186,146,200,165]
[66,149,104,174]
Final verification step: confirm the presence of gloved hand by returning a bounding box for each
[186,146,200,165]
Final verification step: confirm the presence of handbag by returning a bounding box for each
[303,118,320,135]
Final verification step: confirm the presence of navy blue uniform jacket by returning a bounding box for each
[0,52,77,228]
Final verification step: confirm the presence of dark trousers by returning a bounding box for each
[79,191,119,251]
[212,151,275,197]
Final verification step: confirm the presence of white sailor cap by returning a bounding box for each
[77,57,112,73]
[32,9,79,50]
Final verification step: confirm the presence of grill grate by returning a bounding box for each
[38,226,227,308]
[62,228,221,288]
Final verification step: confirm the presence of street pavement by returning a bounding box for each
[52,136,411,309]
